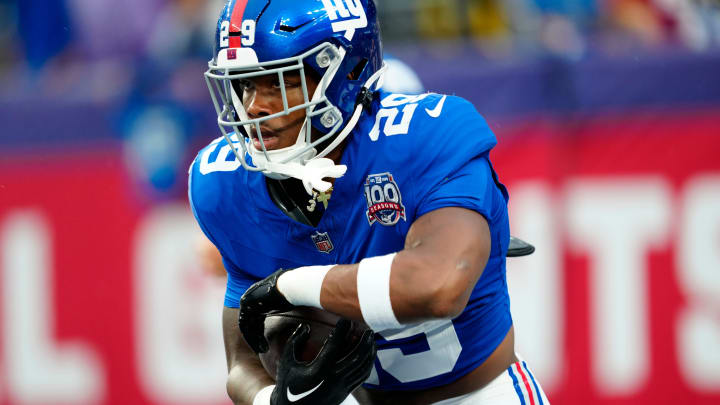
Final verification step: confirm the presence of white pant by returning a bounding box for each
[345,360,549,405]
[433,360,549,405]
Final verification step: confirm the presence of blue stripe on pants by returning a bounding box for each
[508,366,526,405]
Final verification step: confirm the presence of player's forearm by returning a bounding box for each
[318,250,471,324]
[318,263,363,319]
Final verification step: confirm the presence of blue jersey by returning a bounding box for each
[189,91,512,391]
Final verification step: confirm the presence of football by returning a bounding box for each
[259,307,369,379]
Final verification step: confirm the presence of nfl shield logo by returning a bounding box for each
[227,48,237,60]
[311,231,334,254]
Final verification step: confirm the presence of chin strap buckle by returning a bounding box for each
[356,87,375,114]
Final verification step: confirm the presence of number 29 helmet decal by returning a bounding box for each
[205,0,385,193]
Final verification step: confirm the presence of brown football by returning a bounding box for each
[259,307,369,379]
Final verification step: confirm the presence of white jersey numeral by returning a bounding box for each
[366,320,462,384]
[369,104,418,141]
[198,137,241,174]
[368,94,429,141]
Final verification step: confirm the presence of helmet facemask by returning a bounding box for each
[204,0,384,194]
[205,44,351,184]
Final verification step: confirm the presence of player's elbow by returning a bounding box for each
[226,367,243,404]
[226,366,258,405]
[396,253,474,320]
[428,247,489,319]
[427,273,472,319]
[424,296,461,319]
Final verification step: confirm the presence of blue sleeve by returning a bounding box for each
[223,258,254,308]
[188,159,221,254]
[416,155,497,220]
[409,96,502,220]
[188,157,256,308]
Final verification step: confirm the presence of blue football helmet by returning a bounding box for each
[205,0,385,193]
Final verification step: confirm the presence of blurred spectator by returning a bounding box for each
[650,0,713,50]
[118,0,224,199]
[131,0,224,104]
[417,0,464,39]
[145,0,220,63]
[0,0,17,72]
[604,0,668,48]
[537,14,587,59]
[467,0,510,39]
[121,104,191,197]
[2,0,717,100]
[378,0,719,57]
[65,0,162,60]
[695,0,720,48]
[533,0,599,23]
[16,0,73,71]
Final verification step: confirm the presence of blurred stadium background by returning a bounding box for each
[1,0,720,404]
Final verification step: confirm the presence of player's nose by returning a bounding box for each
[246,91,273,118]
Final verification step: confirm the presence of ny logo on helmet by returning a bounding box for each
[321,0,368,40]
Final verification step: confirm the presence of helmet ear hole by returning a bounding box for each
[347,58,369,81]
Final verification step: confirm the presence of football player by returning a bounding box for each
[189,0,548,404]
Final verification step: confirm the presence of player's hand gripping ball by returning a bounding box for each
[239,268,295,353]
[259,307,370,377]
[269,317,376,405]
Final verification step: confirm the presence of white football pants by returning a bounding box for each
[433,360,549,405]
[344,359,549,405]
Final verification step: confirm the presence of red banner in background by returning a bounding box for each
[493,108,720,405]
[1,109,719,405]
